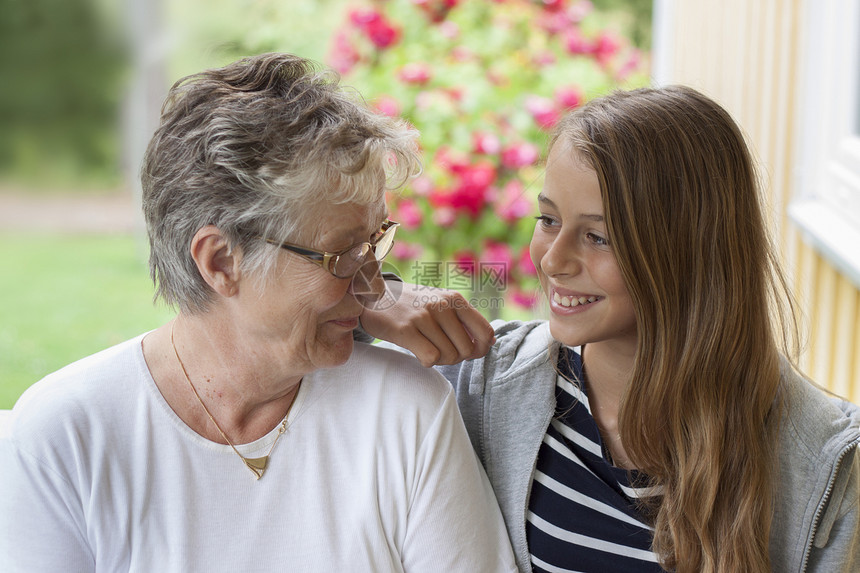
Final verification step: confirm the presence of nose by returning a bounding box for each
[349,259,386,305]
[539,234,581,278]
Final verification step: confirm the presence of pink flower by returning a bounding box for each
[392,242,424,260]
[541,0,567,12]
[367,20,400,49]
[373,94,401,117]
[394,199,423,229]
[435,146,470,174]
[567,0,593,23]
[431,205,457,227]
[495,180,533,223]
[616,49,642,81]
[501,142,540,169]
[458,161,497,191]
[537,10,571,35]
[453,251,479,275]
[438,21,460,40]
[593,31,620,66]
[517,245,537,277]
[449,163,496,217]
[554,85,583,110]
[328,30,360,74]
[398,62,433,85]
[533,51,557,66]
[473,132,501,155]
[349,7,382,27]
[430,162,497,219]
[444,87,464,103]
[447,184,489,218]
[411,175,435,196]
[481,240,514,281]
[483,240,514,264]
[563,28,593,55]
[350,8,400,49]
[525,95,561,130]
[510,288,539,308]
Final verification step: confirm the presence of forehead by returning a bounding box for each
[305,199,388,246]
[542,142,603,212]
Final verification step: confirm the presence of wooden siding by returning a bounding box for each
[656,0,860,402]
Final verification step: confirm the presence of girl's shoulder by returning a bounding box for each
[483,320,561,377]
[778,363,860,453]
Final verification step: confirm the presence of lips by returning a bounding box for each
[330,317,360,329]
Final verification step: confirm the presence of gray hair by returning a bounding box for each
[141,52,421,313]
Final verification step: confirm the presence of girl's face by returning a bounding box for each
[530,141,637,352]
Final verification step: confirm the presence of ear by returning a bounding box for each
[189,225,242,298]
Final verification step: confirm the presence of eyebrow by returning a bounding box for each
[537,193,604,222]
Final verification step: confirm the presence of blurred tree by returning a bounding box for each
[165,0,350,80]
[0,0,128,188]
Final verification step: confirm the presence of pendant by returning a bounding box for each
[243,455,269,480]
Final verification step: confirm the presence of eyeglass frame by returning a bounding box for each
[263,219,399,279]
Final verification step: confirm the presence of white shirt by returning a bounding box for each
[0,337,516,572]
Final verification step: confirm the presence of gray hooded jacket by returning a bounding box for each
[433,320,860,573]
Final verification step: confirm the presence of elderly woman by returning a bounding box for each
[0,53,516,572]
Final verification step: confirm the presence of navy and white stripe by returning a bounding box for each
[526,346,665,572]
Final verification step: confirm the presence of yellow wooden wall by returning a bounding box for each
[657,0,860,402]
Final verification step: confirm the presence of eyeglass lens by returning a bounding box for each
[331,223,397,278]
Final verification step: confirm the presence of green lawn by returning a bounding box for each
[0,231,541,410]
[0,233,175,409]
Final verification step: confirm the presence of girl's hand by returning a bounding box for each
[359,281,496,367]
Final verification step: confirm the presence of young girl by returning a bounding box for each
[361,85,860,572]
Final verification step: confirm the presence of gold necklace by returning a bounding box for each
[170,322,300,480]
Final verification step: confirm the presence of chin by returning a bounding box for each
[548,320,586,348]
[317,333,355,368]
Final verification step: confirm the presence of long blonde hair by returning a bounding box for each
[552,85,799,572]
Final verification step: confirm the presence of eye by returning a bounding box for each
[368,223,389,244]
[534,214,559,229]
[347,242,372,261]
[586,232,609,246]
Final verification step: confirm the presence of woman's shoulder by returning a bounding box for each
[8,335,149,445]
[343,342,453,402]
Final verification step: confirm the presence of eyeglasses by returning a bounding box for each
[265,220,399,279]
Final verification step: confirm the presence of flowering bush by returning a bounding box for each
[329,0,648,313]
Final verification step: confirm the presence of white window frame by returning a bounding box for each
[789,0,860,288]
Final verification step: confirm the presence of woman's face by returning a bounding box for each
[530,142,637,351]
[228,200,388,375]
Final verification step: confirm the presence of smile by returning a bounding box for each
[552,292,601,308]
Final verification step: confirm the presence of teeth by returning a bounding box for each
[554,292,599,308]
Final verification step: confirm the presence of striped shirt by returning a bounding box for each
[526,346,665,573]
